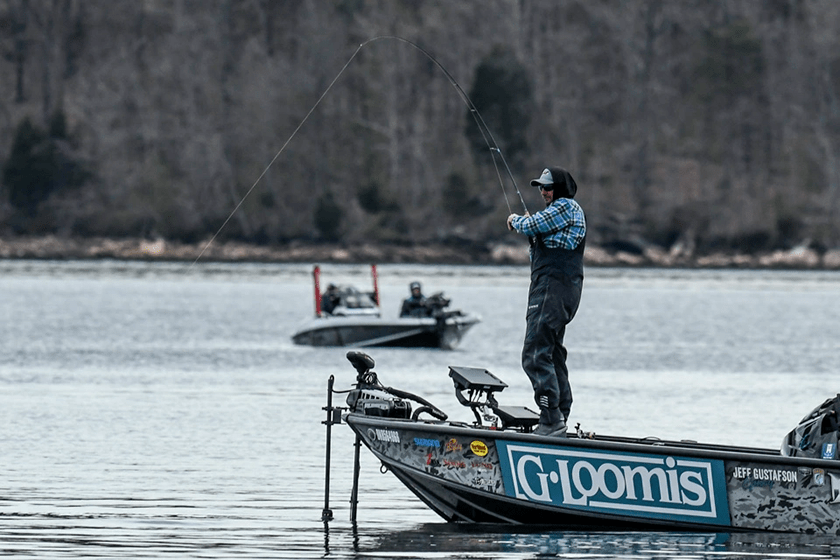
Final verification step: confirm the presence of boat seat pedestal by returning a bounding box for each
[491,405,540,431]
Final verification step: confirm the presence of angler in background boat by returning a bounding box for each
[321,284,341,316]
[317,284,380,318]
[400,282,428,317]
[400,281,461,321]
[507,167,586,438]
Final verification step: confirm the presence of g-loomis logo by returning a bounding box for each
[496,442,729,525]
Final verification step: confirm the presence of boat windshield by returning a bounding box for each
[339,288,376,309]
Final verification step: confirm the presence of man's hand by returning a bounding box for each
[507,214,517,231]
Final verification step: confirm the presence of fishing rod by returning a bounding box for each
[367,36,528,214]
[193,35,527,265]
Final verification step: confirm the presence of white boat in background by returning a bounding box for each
[291,265,480,350]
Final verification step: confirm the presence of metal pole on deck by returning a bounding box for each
[321,375,336,522]
[350,433,362,523]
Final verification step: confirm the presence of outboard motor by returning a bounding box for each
[781,394,840,459]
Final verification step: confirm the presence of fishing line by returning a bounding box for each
[193,35,526,266]
[367,36,528,213]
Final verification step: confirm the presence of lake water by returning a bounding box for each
[1,259,839,558]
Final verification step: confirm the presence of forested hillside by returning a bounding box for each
[2,0,840,260]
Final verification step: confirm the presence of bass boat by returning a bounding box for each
[292,265,480,350]
[322,351,840,534]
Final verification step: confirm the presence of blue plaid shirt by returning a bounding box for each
[510,198,586,250]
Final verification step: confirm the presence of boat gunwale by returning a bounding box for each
[295,313,481,329]
[345,412,837,469]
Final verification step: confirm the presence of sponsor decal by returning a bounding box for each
[497,441,729,525]
[470,441,489,457]
[443,459,466,468]
[740,478,775,492]
[445,438,463,453]
[413,437,440,448]
[471,476,494,488]
[371,428,400,443]
[822,443,837,460]
[471,461,494,470]
[814,469,825,486]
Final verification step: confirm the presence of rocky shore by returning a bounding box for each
[1,235,839,269]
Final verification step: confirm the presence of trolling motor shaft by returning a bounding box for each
[324,351,453,525]
[321,375,342,522]
[321,352,379,524]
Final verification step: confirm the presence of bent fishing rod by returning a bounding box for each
[193,35,527,265]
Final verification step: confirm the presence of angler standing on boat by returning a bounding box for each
[507,167,586,437]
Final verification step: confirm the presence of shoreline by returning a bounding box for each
[1,234,839,269]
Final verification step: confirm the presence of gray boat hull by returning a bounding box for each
[293,314,480,349]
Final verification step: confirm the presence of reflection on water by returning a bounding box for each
[333,523,840,559]
[1,260,839,558]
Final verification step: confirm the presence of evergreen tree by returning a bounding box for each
[2,118,53,217]
[314,191,343,241]
[465,46,533,173]
[2,113,89,220]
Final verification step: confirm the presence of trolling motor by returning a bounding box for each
[449,365,539,432]
[345,351,447,421]
[344,352,410,419]
[324,351,448,524]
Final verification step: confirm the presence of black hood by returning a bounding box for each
[548,167,577,199]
